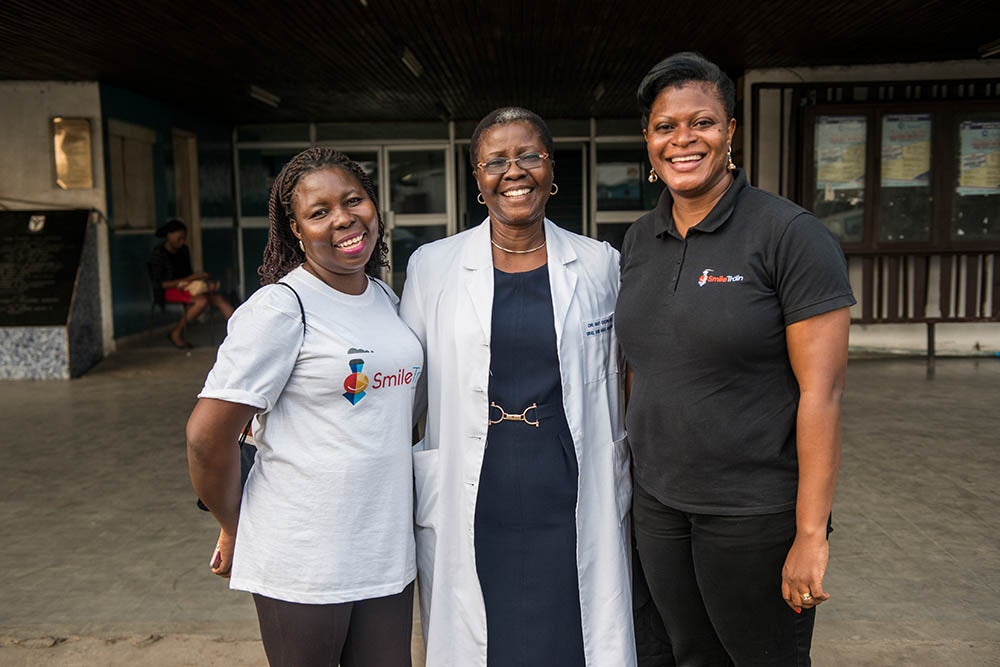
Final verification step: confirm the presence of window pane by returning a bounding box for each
[199,139,235,218]
[596,118,643,136]
[596,147,661,211]
[392,225,447,292]
[545,146,584,235]
[813,115,866,242]
[879,114,932,242]
[953,115,1000,241]
[238,149,299,217]
[389,151,446,214]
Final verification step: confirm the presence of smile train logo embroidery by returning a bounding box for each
[343,358,370,405]
[698,268,744,287]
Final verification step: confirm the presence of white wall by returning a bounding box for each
[0,81,114,353]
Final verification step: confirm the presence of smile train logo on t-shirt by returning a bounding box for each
[342,354,422,406]
[698,268,744,287]
[343,358,370,405]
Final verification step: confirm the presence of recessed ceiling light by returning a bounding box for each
[401,48,423,78]
[979,39,1000,58]
[249,85,280,108]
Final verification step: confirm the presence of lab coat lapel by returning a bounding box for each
[545,219,578,343]
[462,219,494,342]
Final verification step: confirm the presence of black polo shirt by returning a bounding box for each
[616,170,855,515]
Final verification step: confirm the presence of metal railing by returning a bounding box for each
[846,251,999,359]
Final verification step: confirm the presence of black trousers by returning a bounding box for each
[632,482,817,667]
[252,581,414,667]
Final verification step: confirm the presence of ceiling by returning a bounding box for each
[1,0,997,124]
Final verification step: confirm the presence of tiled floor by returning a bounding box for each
[1,329,997,665]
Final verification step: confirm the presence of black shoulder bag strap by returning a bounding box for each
[275,281,306,328]
[369,276,393,300]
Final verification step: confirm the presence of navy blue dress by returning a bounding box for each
[474,265,585,666]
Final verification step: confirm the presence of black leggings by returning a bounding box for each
[252,581,414,667]
[632,482,817,666]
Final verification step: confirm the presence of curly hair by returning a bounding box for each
[258,147,389,285]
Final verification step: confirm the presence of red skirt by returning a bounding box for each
[164,287,193,304]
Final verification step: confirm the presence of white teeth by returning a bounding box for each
[502,188,532,197]
[670,155,703,163]
[335,235,364,249]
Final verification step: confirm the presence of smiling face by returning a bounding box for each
[474,121,553,230]
[643,82,737,201]
[289,166,379,294]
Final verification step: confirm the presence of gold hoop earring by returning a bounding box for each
[727,145,736,172]
[477,193,486,205]
[648,168,659,183]
[298,239,305,252]
[550,183,559,196]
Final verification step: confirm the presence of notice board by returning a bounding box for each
[0,210,90,326]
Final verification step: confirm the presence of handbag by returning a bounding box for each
[196,281,305,511]
[185,279,210,296]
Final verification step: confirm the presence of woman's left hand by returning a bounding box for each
[210,526,236,578]
[780,533,830,612]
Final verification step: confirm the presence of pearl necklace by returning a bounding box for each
[490,237,547,254]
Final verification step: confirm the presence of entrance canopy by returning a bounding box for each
[1,0,996,123]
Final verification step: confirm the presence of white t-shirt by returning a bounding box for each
[199,267,422,604]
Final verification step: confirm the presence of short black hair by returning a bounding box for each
[469,107,555,167]
[637,52,736,128]
[155,218,186,238]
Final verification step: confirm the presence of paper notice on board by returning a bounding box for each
[881,114,931,187]
[816,116,866,189]
[958,121,1000,196]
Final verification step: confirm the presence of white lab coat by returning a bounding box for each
[400,218,636,667]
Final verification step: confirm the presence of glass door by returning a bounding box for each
[381,145,455,292]
[591,141,661,251]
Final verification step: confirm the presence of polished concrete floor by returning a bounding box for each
[1,326,998,665]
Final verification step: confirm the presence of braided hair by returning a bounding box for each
[259,147,389,285]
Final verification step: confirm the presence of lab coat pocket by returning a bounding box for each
[582,312,616,384]
[411,441,439,625]
[412,441,440,529]
[612,435,632,523]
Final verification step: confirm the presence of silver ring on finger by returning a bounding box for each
[801,593,813,602]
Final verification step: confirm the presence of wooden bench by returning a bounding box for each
[846,251,1000,360]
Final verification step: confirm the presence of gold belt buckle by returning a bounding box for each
[488,402,540,427]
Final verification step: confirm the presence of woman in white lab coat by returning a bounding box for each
[400,107,635,667]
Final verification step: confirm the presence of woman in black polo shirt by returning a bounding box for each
[616,52,855,665]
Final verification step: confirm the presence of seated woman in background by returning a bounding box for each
[149,217,234,348]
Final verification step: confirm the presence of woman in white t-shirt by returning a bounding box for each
[187,148,422,667]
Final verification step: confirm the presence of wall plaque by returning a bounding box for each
[52,117,94,190]
[0,210,90,326]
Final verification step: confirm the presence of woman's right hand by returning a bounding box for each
[210,527,236,578]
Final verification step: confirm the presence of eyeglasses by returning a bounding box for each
[476,152,549,175]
